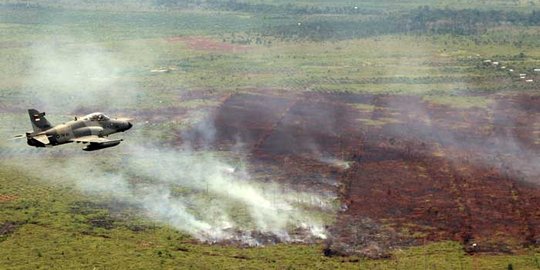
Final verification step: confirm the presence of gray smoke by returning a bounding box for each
[11,145,332,243]
[21,40,144,114]
[384,92,540,186]
[3,38,334,244]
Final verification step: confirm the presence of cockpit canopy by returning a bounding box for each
[83,112,110,121]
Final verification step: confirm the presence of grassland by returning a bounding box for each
[1,166,539,269]
[1,0,539,269]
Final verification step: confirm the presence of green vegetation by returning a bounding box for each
[1,1,539,105]
[1,0,539,268]
[1,166,539,269]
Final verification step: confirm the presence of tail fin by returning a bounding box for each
[28,109,52,133]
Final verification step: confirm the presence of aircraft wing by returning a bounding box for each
[70,136,119,144]
[71,136,123,151]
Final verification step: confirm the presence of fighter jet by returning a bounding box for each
[15,109,132,151]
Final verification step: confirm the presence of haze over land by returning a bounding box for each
[0,0,539,269]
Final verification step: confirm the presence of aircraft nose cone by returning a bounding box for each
[126,122,132,130]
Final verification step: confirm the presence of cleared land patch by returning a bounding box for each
[166,36,250,53]
[0,194,18,202]
[176,90,540,256]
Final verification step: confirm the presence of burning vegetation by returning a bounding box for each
[175,89,540,257]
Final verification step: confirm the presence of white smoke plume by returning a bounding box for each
[3,38,335,244]
[22,40,141,113]
[13,145,332,244]
[124,145,331,242]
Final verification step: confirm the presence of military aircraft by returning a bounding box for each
[14,109,132,151]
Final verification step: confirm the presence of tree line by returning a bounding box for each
[154,1,540,40]
[263,6,540,40]
[154,0,382,15]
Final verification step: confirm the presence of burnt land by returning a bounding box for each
[180,90,540,255]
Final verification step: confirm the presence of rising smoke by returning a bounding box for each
[26,41,140,112]
[7,38,335,244]
[384,93,540,186]
[27,144,331,244]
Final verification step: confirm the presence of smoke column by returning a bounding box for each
[5,39,335,244]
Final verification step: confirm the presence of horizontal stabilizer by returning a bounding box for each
[33,134,50,145]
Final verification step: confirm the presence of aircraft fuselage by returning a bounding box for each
[23,110,132,151]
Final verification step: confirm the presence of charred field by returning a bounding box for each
[170,89,540,256]
[1,1,540,269]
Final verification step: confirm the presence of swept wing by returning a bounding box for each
[70,136,119,144]
[70,136,123,151]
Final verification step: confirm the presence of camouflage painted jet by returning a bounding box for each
[15,109,132,151]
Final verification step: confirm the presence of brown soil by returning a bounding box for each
[179,89,540,255]
[0,194,18,202]
[166,36,249,52]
